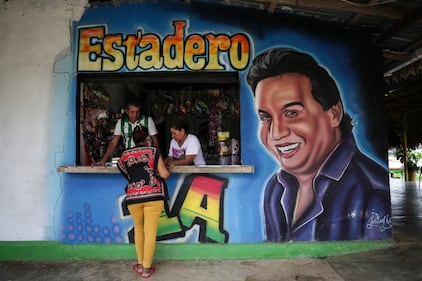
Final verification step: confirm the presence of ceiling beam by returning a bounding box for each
[376,5,422,45]
[382,50,409,61]
[267,0,277,13]
[348,0,378,24]
[252,0,404,19]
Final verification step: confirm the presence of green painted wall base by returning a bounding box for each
[0,240,393,261]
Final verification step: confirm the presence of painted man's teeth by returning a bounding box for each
[278,143,299,153]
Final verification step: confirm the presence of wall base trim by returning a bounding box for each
[0,240,393,261]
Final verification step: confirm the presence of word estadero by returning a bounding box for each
[77,21,251,72]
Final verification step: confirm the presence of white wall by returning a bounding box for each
[0,0,86,240]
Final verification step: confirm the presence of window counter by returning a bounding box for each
[57,165,254,174]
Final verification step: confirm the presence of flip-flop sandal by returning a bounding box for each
[132,263,143,275]
[141,267,156,279]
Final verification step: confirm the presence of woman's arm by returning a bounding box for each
[166,155,195,166]
[157,155,171,178]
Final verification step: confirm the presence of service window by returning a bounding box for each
[77,72,240,166]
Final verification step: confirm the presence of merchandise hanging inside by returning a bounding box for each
[76,72,241,166]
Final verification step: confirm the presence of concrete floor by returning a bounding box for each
[1,178,421,281]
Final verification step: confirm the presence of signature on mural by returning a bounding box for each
[367,211,393,232]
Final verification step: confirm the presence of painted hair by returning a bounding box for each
[246,47,353,135]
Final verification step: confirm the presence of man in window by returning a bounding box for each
[246,48,392,242]
[95,100,159,166]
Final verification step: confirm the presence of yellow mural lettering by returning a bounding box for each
[103,34,124,71]
[229,34,250,69]
[77,21,251,72]
[78,26,104,71]
[184,34,206,70]
[124,33,142,71]
[205,34,231,70]
[139,34,163,69]
[162,21,185,69]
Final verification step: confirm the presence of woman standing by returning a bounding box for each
[165,119,206,166]
[117,125,170,278]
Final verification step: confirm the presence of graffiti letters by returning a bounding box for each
[125,174,229,243]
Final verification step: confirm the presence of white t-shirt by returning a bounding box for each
[114,116,158,148]
[168,134,206,165]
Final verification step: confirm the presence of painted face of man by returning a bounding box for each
[255,73,343,176]
[126,105,141,123]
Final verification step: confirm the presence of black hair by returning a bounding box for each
[125,100,142,109]
[132,126,149,144]
[170,119,189,133]
[246,47,353,135]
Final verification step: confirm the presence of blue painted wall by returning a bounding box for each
[54,2,390,244]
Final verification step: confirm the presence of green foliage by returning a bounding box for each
[396,147,422,172]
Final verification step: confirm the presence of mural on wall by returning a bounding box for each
[120,174,228,243]
[156,174,229,243]
[246,48,391,241]
[60,173,229,244]
[58,2,392,244]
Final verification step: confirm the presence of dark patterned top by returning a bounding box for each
[117,146,166,205]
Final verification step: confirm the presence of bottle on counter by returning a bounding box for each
[217,131,231,165]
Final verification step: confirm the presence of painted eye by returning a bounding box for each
[284,110,298,117]
[258,113,271,122]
